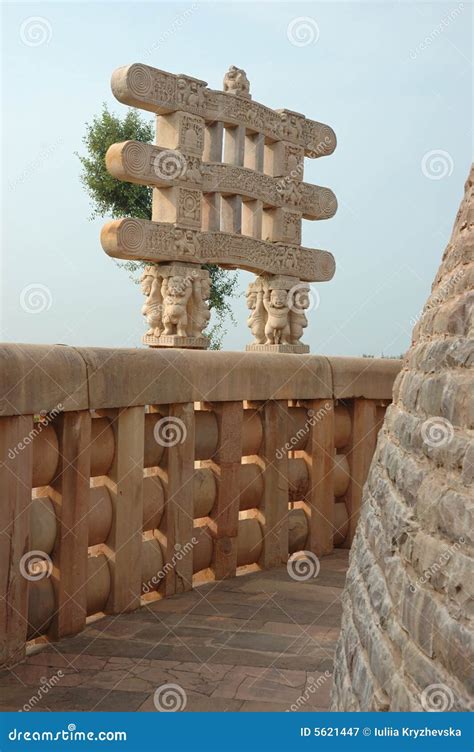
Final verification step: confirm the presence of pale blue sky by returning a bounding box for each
[2,0,472,355]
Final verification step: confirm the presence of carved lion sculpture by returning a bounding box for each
[223,65,250,99]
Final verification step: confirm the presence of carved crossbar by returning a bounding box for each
[110,64,336,157]
[100,63,337,351]
[106,141,337,221]
[101,218,335,281]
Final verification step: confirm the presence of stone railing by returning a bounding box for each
[0,344,401,667]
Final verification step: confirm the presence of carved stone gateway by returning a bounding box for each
[101,63,337,350]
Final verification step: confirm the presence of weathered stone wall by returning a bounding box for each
[331,166,474,712]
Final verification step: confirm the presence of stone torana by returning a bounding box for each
[101,63,338,351]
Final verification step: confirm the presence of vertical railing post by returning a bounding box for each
[301,399,335,557]
[208,401,243,580]
[255,400,289,568]
[105,406,144,612]
[160,402,195,596]
[0,415,33,666]
[345,398,379,544]
[50,410,91,638]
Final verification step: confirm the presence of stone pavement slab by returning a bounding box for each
[0,551,348,712]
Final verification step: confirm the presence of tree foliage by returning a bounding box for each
[77,104,238,348]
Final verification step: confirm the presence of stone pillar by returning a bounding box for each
[148,103,211,349]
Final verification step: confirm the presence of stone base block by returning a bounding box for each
[143,335,209,349]
[246,343,309,354]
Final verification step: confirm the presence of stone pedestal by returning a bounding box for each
[245,275,310,353]
[141,263,210,349]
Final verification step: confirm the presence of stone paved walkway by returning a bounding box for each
[0,550,348,712]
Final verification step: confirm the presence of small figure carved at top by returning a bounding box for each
[223,65,251,99]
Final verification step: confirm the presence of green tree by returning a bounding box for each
[77,104,238,348]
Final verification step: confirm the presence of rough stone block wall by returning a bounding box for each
[331,166,474,712]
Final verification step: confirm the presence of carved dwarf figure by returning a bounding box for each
[140,266,163,336]
[223,65,251,99]
[288,285,310,344]
[190,273,211,337]
[264,287,291,345]
[246,280,266,344]
[162,275,193,337]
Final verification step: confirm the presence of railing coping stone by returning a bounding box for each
[0,343,402,416]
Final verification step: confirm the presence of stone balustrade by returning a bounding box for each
[0,345,401,667]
